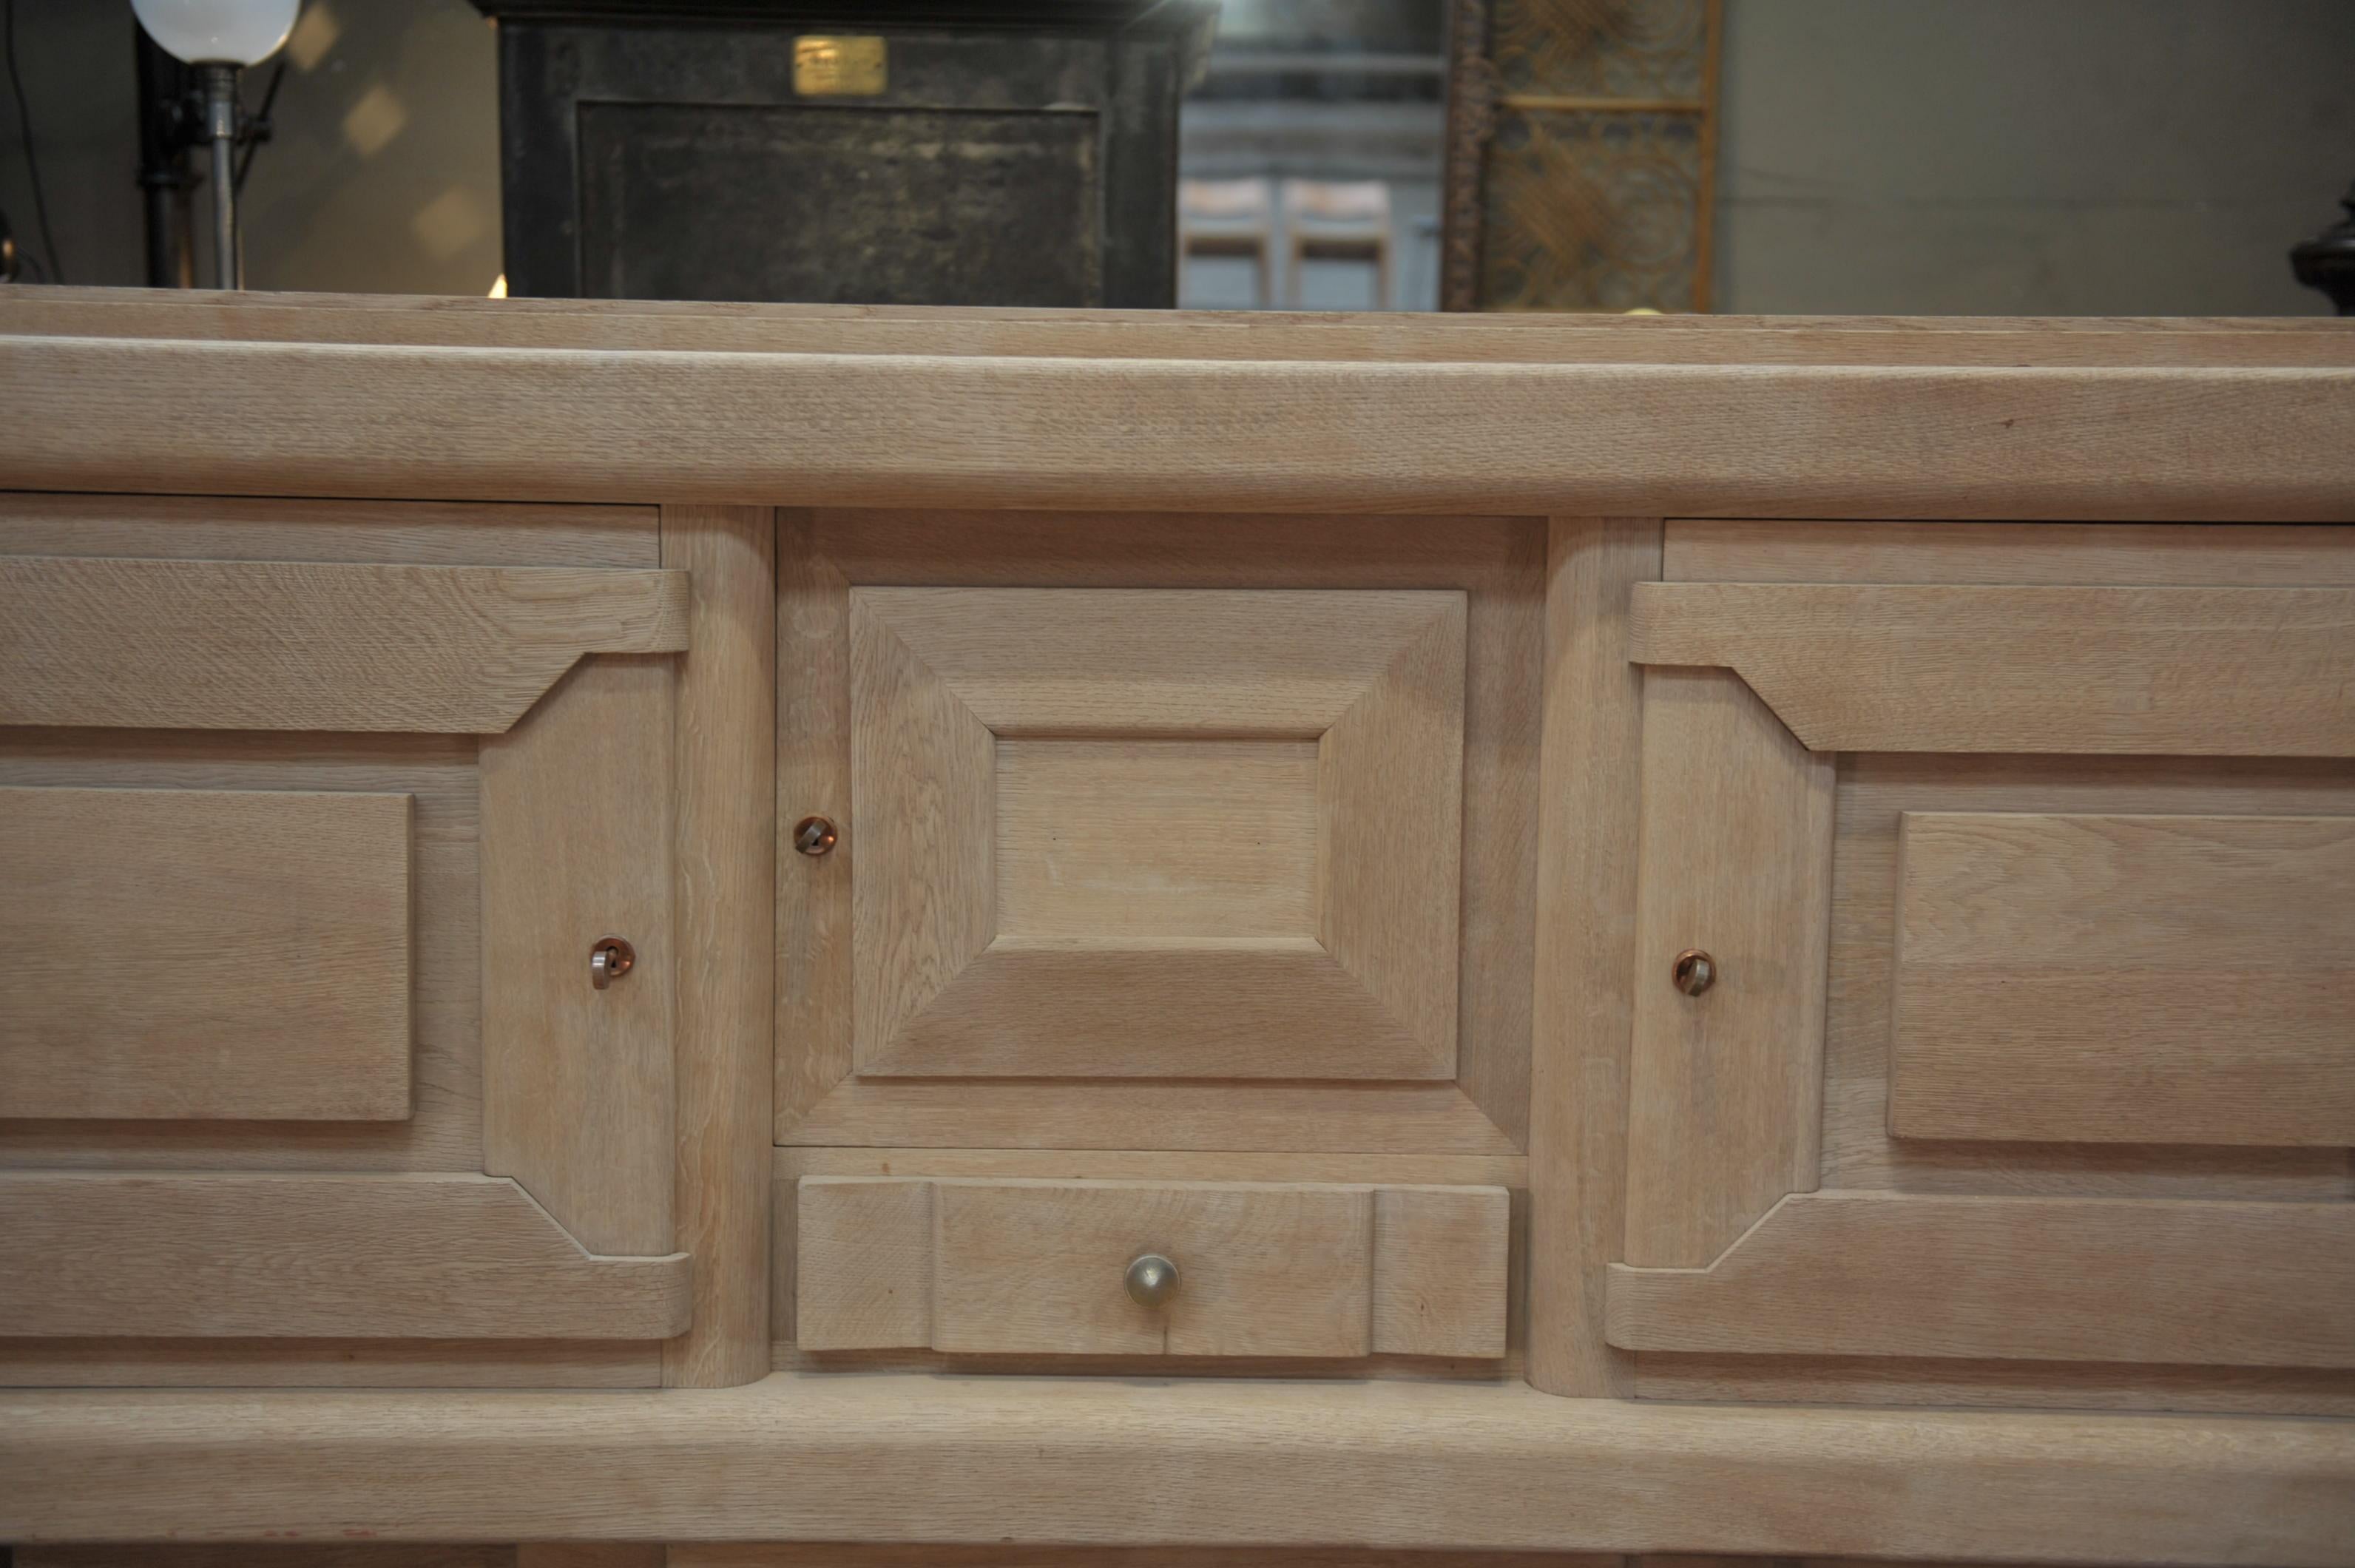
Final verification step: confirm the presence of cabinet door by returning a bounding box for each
[779,512,1545,1155]
[0,496,692,1385]
[1605,522,2355,1411]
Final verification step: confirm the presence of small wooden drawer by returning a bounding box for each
[796,1176,1510,1359]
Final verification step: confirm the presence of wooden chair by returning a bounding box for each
[1179,177,1277,308]
[1281,178,1393,310]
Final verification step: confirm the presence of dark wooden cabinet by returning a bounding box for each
[477,0,1213,307]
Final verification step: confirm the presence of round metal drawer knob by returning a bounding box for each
[1124,1252,1180,1309]
[794,816,838,856]
[1672,947,1716,996]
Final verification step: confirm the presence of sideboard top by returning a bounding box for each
[5,287,2353,519]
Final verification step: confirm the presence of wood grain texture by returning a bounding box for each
[1891,811,2355,1146]
[7,324,2355,519]
[1824,755,2355,1206]
[1371,1186,1510,1358]
[0,1336,660,1388]
[1527,518,1659,1396]
[1663,519,2355,587]
[660,505,776,1388]
[4,1372,2351,1563]
[1606,1190,2355,1366]
[847,588,998,1065]
[1632,1352,2355,1417]
[0,1172,690,1339]
[794,1176,935,1353]
[516,1548,665,1568]
[797,1178,1508,1359]
[780,511,1538,1152]
[20,1550,516,1568]
[771,1146,1529,1373]
[1629,581,2355,755]
[994,739,1320,940]
[930,1180,1376,1358]
[0,786,412,1121]
[857,587,1455,737]
[674,1551,1618,1568]
[775,510,854,1137]
[848,583,1464,1083]
[1623,668,1835,1267]
[1,555,689,733]
[0,490,659,567]
[482,659,676,1257]
[15,287,2355,365]
[0,731,482,1173]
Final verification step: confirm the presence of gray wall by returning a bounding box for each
[1711,0,2355,315]
[2,0,2348,312]
[0,0,498,294]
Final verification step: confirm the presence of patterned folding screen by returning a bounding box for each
[1441,0,1722,311]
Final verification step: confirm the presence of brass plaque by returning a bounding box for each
[794,36,887,97]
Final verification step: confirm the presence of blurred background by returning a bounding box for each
[1,0,2350,314]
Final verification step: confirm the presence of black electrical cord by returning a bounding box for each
[234,57,285,195]
[3,0,62,283]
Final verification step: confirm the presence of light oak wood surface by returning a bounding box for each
[481,659,676,1259]
[0,785,413,1121]
[6,313,2354,518]
[4,1373,2351,1563]
[1891,811,2355,1146]
[781,513,1537,1155]
[1,555,689,732]
[1526,518,1658,1397]
[659,504,777,1388]
[13,287,2355,365]
[0,490,660,567]
[1629,581,2355,756]
[0,1336,661,1389]
[847,586,1464,1082]
[797,1177,1509,1360]
[1606,1190,2355,1367]
[1823,753,2355,1204]
[1663,519,2355,586]
[0,1172,689,1339]
[1622,668,1834,1268]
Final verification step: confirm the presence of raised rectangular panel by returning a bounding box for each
[794,1177,1511,1359]
[848,586,1465,1082]
[1891,812,2355,1146]
[994,738,1321,942]
[0,786,413,1121]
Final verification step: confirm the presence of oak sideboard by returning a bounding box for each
[2,289,2354,1567]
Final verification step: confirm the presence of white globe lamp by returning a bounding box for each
[130,0,299,288]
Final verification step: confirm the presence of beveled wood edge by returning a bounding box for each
[1604,1190,2355,1368]
[7,333,2355,518]
[0,1172,693,1341]
[3,1373,2350,1562]
[1624,579,2355,756]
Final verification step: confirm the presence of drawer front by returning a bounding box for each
[778,512,1544,1157]
[1607,521,2355,1407]
[797,1177,1510,1359]
[0,499,692,1379]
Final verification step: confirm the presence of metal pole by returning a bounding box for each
[203,63,238,290]
[135,30,194,288]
